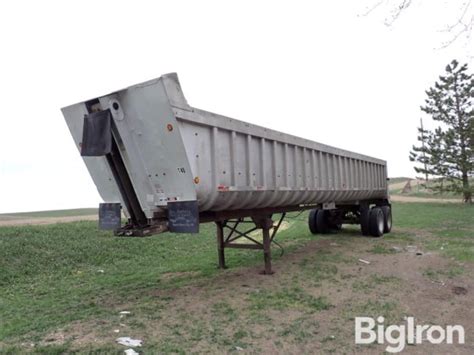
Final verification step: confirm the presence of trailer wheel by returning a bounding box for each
[316,210,331,234]
[308,209,319,234]
[369,207,384,237]
[381,205,392,233]
[360,206,370,236]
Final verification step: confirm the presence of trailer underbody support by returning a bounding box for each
[214,213,286,275]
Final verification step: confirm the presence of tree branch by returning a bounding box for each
[362,0,473,48]
[438,1,473,49]
[384,0,412,26]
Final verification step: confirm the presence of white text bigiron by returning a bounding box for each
[355,316,465,353]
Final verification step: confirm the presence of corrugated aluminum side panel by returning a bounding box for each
[175,107,387,212]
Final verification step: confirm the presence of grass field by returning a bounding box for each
[0,202,473,353]
[0,209,98,221]
[388,177,471,201]
[388,177,412,185]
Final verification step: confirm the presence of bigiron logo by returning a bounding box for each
[355,316,465,353]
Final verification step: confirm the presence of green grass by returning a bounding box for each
[367,244,397,254]
[423,265,464,281]
[0,202,472,352]
[352,275,400,292]
[0,214,310,346]
[392,202,473,230]
[277,316,320,344]
[248,286,331,313]
[0,223,222,339]
[390,202,473,262]
[344,300,399,324]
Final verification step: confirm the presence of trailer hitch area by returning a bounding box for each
[99,204,168,237]
[114,221,168,237]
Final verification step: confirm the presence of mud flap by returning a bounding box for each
[168,200,199,233]
[81,110,112,156]
[99,203,122,230]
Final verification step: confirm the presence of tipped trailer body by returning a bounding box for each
[62,73,391,273]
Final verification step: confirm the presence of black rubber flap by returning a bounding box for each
[81,110,112,156]
[99,203,121,230]
[168,200,199,233]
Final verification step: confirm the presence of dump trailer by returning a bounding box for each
[62,73,392,274]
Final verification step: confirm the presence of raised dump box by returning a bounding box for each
[62,73,391,273]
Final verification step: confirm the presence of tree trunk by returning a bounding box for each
[462,172,472,203]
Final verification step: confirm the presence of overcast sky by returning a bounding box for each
[0,0,472,213]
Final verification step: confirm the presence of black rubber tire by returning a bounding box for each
[381,205,392,233]
[360,206,370,236]
[308,209,319,234]
[369,207,384,237]
[316,209,331,234]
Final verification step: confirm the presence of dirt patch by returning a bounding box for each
[389,180,411,191]
[44,228,474,353]
[390,195,461,203]
[40,320,113,348]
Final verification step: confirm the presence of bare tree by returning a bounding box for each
[360,0,473,48]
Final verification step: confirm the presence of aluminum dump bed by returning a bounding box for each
[62,73,388,235]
